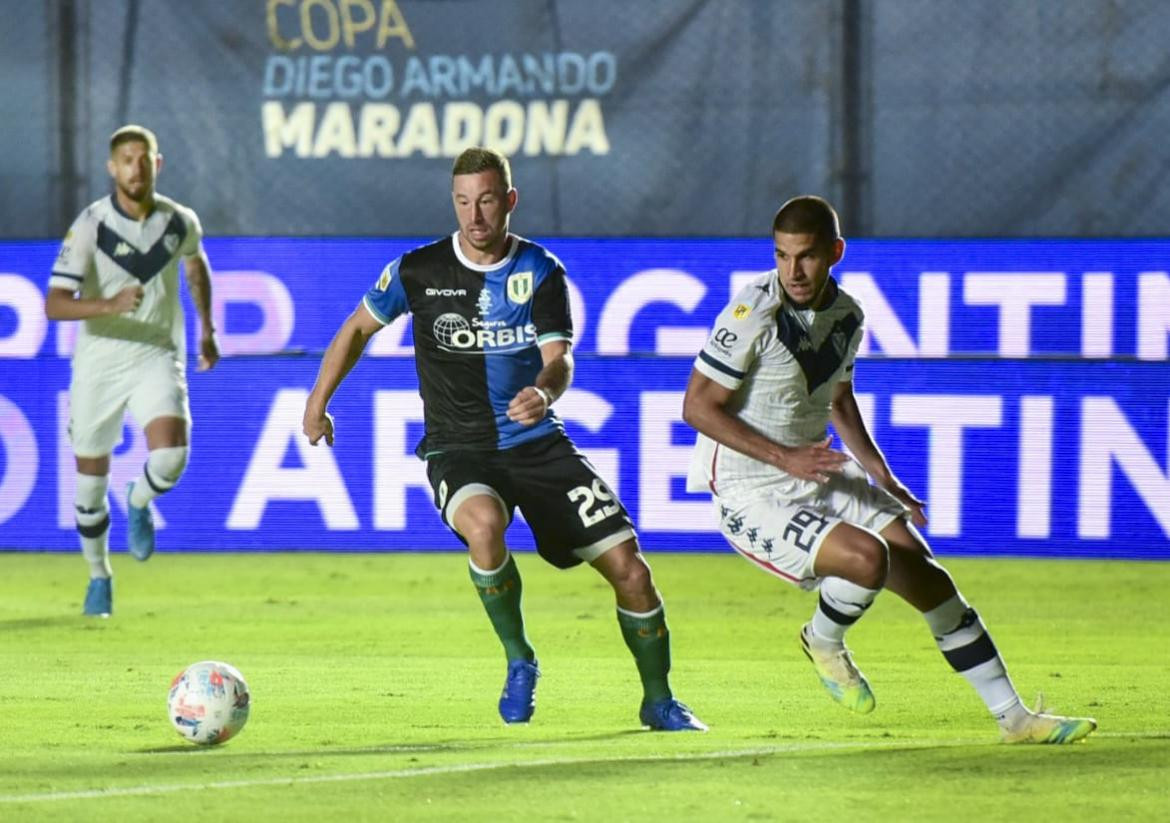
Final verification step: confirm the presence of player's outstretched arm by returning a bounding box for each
[183,252,219,371]
[303,304,382,446]
[830,380,926,525]
[44,285,143,320]
[507,339,572,426]
[682,368,847,483]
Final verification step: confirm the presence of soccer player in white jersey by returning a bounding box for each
[45,125,219,617]
[682,195,1096,744]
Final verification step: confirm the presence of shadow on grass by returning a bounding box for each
[0,615,94,631]
[135,728,647,757]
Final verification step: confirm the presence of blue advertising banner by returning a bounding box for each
[2,238,1168,558]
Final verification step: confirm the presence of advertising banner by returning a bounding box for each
[2,237,1167,558]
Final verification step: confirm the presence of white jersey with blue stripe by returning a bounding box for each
[686,272,864,498]
[49,193,204,371]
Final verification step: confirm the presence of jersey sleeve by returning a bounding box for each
[693,291,773,390]
[49,210,96,292]
[531,264,572,345]
[362,257,410,325]
[179,206,205,258]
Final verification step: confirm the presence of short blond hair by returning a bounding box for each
[109,124,159,155]
[452,147,511,189]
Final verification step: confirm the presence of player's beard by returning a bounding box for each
[118,179,151,203]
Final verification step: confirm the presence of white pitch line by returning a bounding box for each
[1,731,1162,805]
[0,740,947,804]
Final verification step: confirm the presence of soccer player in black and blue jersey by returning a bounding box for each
[302,147,705,731]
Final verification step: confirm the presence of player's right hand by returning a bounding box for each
[777,437,848,483]
[109,285,144,314]
[303,410,335,447]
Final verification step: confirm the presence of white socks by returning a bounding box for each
[75,473,112,579]
[810,577,881,644]
[924,593,1025,725]
[129,446,189,507]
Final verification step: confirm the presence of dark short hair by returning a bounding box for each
[772,195,841,247]
[109,124,159,155]
[452,147,512,190]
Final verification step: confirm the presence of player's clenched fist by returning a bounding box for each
[507,386,550,426]
[109,285,144,314]
[303,408,335,446]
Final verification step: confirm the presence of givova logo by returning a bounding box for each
[432,312,536,352]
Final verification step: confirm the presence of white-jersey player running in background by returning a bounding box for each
[45,124,219,617]
[682,195,1096,744]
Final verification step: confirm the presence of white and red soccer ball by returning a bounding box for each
[167,660,251,745]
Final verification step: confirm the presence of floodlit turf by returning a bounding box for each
[0,551,1166,821]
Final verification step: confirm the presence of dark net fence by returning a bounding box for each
[3,0,1167,238]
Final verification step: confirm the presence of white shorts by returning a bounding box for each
[68,354,190,457]
[713,460,907,591]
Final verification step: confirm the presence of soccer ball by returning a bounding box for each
[167,660,251,745]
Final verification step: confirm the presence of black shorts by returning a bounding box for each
[425,432,636,569]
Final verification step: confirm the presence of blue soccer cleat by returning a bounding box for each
[498,659,540,723]
[125,481,156,561]
[639,698,708,731]
[83,577,112,617]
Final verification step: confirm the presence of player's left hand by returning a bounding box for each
[303,410,335,447]
[883,479,927,527]
[507,386,550,426]
[197,333,220,372]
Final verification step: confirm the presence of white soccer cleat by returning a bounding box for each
[1001,696,1097,744]
[799,622,876,714]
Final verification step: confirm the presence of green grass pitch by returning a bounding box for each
[1,551,1167,821]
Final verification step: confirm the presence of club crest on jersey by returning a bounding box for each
[506,271,533,304]
[476,287,494,316]
[113,241,133,257]
[163,233,179,254]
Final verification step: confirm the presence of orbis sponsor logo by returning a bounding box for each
[432,312,536,350]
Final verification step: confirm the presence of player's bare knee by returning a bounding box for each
[595,545,657,604]
[618,555,654,597]
[457,518,505,549]
[843,537,888,589]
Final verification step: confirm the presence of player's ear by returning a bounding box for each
[506,187,518,214]
[106,158,116,179]
[155,153,164,175]
[830,237,845,265]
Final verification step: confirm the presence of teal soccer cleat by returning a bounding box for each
[498,659,540,723]
[1002,697,1097,744]
[83,577,112,617]
[125,481,156,561]
[639,698,708,731]
[799,622,876,714]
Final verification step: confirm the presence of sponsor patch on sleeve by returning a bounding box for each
[376,264,393,292]
[732,303,751,320]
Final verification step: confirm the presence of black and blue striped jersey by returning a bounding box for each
[363,232,572,455]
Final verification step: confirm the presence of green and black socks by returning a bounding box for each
[617,604,673,704]
[469,553,536,663]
